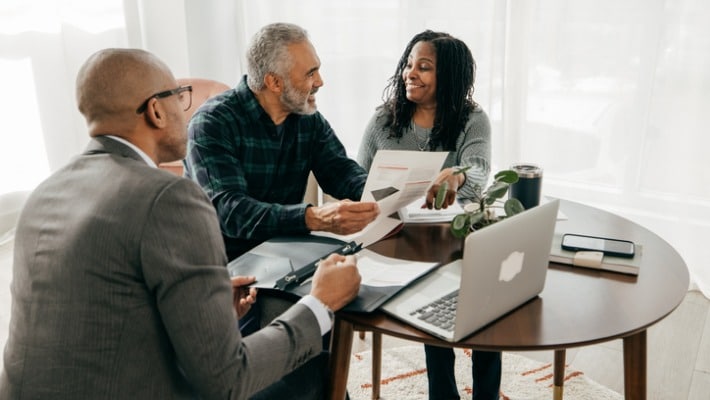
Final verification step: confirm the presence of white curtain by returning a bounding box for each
[1,0,709,297]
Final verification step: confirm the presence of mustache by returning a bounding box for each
[310,87,319,95]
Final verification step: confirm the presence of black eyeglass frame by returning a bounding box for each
[135,85,193,114]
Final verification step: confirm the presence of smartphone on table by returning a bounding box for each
[561,233,635,258]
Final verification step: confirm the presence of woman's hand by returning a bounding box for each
[425,167,466,209]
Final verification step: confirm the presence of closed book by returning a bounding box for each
[549,234,641,275]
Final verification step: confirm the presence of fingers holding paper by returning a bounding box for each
[306,199,380,235]
[310,254,361,311]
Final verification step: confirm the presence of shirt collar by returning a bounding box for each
[104,135,157,168]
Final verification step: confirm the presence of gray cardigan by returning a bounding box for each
[357,106,492,199]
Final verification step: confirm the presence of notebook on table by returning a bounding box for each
[380,199,560,342]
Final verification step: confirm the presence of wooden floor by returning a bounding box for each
[1,240,709,398]
[352,290,710,399]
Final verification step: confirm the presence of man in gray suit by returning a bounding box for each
[0,48,360,399]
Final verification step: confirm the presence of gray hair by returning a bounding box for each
[246,23,309,91]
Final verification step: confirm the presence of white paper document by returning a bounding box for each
[314,150,448,247]
[314,214,402,249]
[399,196,464,223]
[355,249,438,287]
[361,150,448,216]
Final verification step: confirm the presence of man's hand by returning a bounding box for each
[424,168,465,209]
[231,276,258,319]
[310,253,361,311]
[305,200,379,234]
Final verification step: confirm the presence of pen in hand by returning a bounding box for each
[278,242,363,290]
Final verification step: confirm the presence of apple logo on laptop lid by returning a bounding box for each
[499,251,524,282]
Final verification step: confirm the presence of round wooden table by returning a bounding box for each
[327,199,689,400]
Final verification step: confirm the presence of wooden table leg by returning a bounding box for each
[327,317,355,400]
[371,332,382,400]
[553,349,566,400]
[623,330,647,400]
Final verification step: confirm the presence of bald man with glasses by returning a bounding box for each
[0,48,361,400]
[135,85,193,114]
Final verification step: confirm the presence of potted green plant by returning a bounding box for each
[435,168,525,238]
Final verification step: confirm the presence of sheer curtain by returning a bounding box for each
[184,0,710,297]
[0,0,128,243]
[0,0,127,189]
[1,0,708,297]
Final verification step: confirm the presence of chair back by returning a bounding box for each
[158,78,230,175]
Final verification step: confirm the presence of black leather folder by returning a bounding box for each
[227,234,422,313]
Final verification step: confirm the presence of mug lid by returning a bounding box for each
[510,163,543,178]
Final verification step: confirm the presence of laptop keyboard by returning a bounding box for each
[410,290,459,332]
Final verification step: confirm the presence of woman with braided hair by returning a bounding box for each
[357,30,499,400]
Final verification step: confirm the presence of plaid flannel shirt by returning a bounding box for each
[184,76,366,259]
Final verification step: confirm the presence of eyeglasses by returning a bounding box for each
[135,85,193,114]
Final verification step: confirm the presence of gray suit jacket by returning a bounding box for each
[0,137,323,399]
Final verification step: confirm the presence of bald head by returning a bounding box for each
[75,48,188,164]
[76,48,175,134]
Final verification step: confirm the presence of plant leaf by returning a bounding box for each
[451,227,468,238]
[449,169,526,237]
[469,211,485,225]
[434,181,448,210]
[450,213,470,238]
[486,181,509,200]
[494,169,519,184]
[503,198,525,216]
[453,166,471,175]
[472,183,483,200]
[452,213,469,230]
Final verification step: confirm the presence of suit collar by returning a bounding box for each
[84,136,155,167]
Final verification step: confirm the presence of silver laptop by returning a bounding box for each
[381,199,559,342]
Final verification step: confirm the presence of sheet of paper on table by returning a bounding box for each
[356,248,438,287]
[398,196,464,224]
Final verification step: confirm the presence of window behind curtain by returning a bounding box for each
[0,0,126,196]
[1,0,708,295]
[227,0,710,296]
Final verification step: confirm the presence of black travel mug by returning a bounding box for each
[509,164,543,210]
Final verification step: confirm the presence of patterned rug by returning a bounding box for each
[347,346,622,400]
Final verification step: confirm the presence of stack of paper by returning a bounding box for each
[398,197,464,223]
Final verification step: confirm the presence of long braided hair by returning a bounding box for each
[381,30,478,151]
